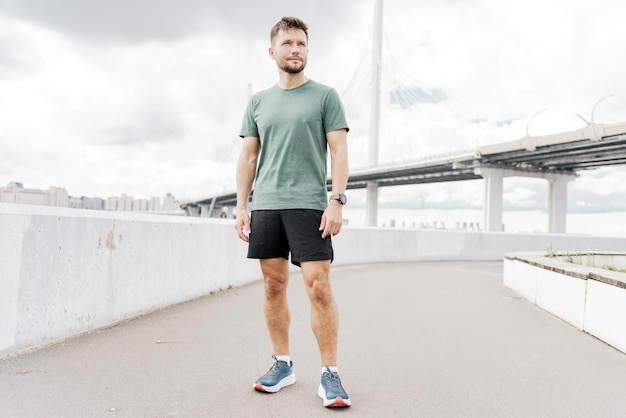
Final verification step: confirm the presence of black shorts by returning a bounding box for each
[248,209,333,267]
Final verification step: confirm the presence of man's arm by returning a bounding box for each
[235,136,260,242]
[320,128,349,238]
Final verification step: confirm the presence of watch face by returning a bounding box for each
[330,193,347,205]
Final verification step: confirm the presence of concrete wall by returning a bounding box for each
[504,253,626,353]
[0,204,259,358]
[3,203,626,358]
[332,228,626,264]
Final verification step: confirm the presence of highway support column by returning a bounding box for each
[548,173,574,234]
[481,167,504,232]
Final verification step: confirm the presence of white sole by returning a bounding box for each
[253,373,296,393]
[318,384,352,407]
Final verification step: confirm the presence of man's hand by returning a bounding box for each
[235,210,251,242]
[319,201,343,238]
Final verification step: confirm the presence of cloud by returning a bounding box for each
[503,184,544,210]
[568,167,626,212]
[384,0,626,122]
[0,0,221,43]
[0,13,252,197]
[0,0,625,210]
[0,0,365,45]
[0,0,370,193]
[389,87,447,108]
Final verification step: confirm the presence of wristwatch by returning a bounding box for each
[329,193,347,205]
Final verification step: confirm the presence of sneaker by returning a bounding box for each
[318,367,351,407]
[253,355,296,393]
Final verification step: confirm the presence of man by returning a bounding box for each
[234,16,351,408]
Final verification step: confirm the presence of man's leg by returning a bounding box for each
[253,257,295,393]
[300,260,338,366]
[301,260,351,407]
[259,258,291,356]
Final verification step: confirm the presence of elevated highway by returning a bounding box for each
[181,121,626,232]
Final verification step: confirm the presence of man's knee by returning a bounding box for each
[264,275,288,298]
[260,258,289,297]
[309,279,334,305]
[302,262,333,304]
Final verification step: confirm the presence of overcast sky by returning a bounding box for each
[1,0,625,214]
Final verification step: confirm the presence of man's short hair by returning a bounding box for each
[270,16,309,44]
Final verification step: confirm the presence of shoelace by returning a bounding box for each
[267,359,289,376]
[323,367,342,390]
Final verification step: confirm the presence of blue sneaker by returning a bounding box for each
[318,367,351,407]
[253,355,296,393]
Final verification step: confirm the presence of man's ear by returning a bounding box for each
[268,46,276,60]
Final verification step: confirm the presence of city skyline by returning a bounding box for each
[0,181,180,212]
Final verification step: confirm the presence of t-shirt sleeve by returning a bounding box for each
[323,89,349,134]
[239,97,259,138]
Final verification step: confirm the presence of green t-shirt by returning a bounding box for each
[239,80,349,211]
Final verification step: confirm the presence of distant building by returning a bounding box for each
[162,193,179,212]
[68,196,106,210]
[0,182,68,207]
[106,194,135,211]
[1,182,181,214]
[106,192,182,214]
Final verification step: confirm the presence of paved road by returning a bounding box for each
[2,261,626,417]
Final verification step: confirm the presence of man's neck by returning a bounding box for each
[277,72,308,90]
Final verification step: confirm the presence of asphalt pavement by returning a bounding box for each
[2,261,626,418]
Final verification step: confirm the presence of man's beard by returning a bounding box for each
[279,59,306,74]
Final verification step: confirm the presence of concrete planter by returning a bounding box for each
[504,252,626,353]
